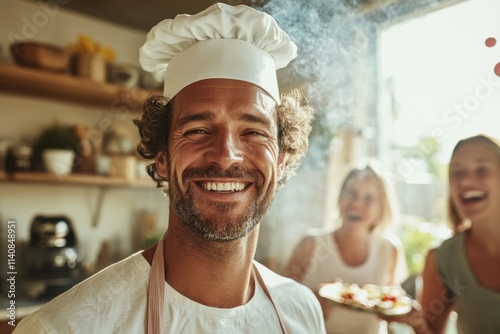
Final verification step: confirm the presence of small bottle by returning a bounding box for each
[12,145,33,171]
[0,140,8,172]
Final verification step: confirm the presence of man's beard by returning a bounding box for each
[166,165,276,242]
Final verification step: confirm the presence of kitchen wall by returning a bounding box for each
[1,0,145,66]
[0,0,169,271]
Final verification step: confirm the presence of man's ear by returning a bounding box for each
[155,151,169,177]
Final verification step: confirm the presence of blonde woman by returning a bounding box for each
[384,134,500,334]
[282,160,407,334]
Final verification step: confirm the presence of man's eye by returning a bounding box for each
[243,131,268,140]
[247,131,264,136]
[184,129,209,137]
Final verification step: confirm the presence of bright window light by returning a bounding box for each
[379,0,500,168]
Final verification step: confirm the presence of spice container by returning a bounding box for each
[73,54,106,82]
[109,155,136,180]
[11,145,33,171]
[0,140,8,172]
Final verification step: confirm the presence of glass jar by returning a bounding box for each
[12,145,33,171]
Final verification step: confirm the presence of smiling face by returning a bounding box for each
[449,141,500,225]
[338,171,383,232]
[156,79,284,241]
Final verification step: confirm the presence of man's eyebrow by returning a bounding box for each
[176,111,215,128]
[176,111,273,128]
[239,113,273,128]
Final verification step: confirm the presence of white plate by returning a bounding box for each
[318,282,413,317]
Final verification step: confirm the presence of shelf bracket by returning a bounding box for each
[92,186,108,227]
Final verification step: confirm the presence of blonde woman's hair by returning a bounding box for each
[447,134,500,234]
[337,159,400,232]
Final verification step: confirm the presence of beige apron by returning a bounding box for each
[146,234,290,333]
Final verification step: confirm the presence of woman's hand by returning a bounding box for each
[314,290,334,320]
[315,279,346,320]
[379,300,435,334]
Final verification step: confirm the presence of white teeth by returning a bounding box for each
[203,182,245,192]
[463,190,485,199]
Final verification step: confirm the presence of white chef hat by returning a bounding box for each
[139,3,297,104]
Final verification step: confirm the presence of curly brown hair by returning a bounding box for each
[133,88,314,189]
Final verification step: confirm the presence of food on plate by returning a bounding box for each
[318,282,413,316]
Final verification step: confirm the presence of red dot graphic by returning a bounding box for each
[485,37,499,76]
[485,37,496,47]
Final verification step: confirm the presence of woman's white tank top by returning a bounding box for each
[301,232,395,334]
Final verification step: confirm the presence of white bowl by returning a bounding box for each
[43,149,75,175]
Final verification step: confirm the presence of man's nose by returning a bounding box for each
[206,131,244,169]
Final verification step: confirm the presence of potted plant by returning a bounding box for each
[33,124,79,176]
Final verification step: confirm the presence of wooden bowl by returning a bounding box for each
[11,41,71,72]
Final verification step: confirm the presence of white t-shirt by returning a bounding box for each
[14,252,325,334]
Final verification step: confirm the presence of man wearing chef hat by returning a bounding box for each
[15,3,325,333]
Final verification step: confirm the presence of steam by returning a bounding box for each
[255,0,378,167]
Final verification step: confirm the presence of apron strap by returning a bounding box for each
[253,263,290,334]
[147,233,166,334]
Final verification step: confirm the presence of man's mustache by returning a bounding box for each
[182,165,260,183]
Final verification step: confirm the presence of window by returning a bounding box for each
[378,0,500,274]
[379,0,500,179]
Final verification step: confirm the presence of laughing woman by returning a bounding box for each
[281,160,408,334]
[384,134,500,334]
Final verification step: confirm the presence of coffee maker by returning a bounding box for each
[21,215,84,300]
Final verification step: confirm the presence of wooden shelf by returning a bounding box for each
[2,172,155,188]
[0,63,160,109]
